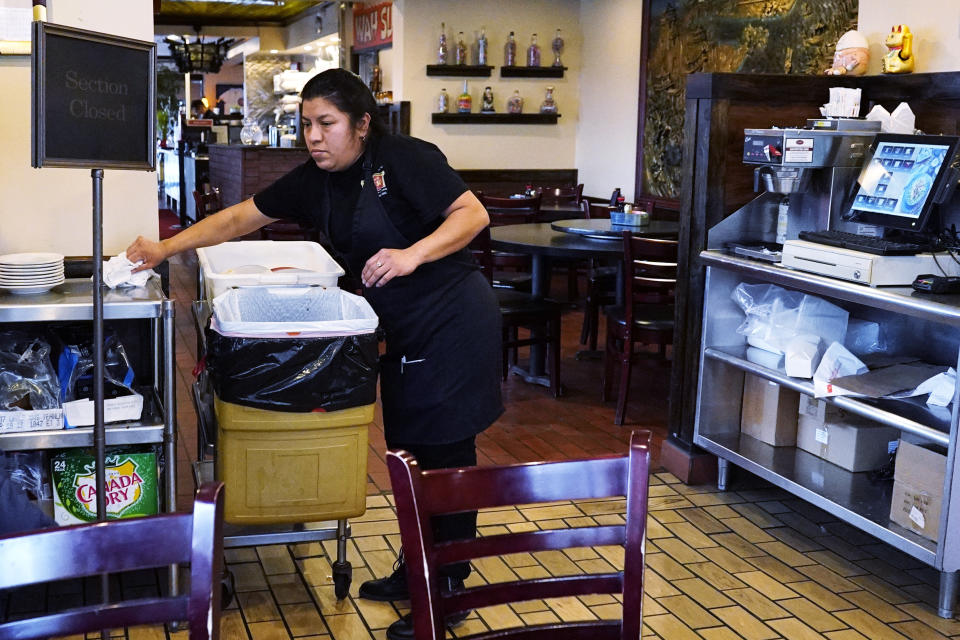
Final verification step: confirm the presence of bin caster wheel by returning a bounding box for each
[332,560,352,600]
[221,567,236,608]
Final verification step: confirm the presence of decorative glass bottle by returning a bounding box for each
[455,31,467,65]
[504,31,516,66]
[477,27,488,65]
[457,80,472,113]
[527,33,541,67]
[551,28,564,67]
[506,89,523,114]
[240,117,263,145]
[539,86,557,113]
[481,86,495,112]
[437,22,448,64]
[436,88,450,113]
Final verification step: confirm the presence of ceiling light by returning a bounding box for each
[270,49,278,53]
[166,28,236,74]
[303,45,312,50]
[187,0,286,6]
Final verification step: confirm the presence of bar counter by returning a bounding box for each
[207,143,309,208]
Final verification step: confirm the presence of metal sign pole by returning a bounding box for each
[92,168,109,639]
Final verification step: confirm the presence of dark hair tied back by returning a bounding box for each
[300,68,387,138]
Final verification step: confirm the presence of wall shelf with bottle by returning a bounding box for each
[426,65,494,77]
[431,113,559,125]
[499,66,566,78]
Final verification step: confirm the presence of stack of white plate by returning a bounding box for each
[0,252,65,295]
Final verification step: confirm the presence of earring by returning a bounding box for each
[360,135,367,143]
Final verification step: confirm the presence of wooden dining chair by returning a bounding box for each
[0,482,225,640]
[602,231,678,425]
[192,185,223,223]
[537,183,584,209]
[470,226,562,397]
[478,192,542,291]
[387,429,652,640]
[580,200,657,352]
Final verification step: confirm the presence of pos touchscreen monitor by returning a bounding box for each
[845,133,960,233]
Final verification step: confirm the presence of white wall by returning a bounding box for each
[0,0,157,256]
[392,0,581,171]
[858,0,960,73]
[575,0,642,201]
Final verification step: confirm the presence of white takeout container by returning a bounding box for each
[197,241,345,300]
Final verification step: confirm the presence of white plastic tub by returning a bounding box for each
[197,241,345,299]
[211,286,378,337]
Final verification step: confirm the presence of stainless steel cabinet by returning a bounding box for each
[693,250,960,618]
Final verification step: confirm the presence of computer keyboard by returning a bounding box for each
[797,230,927,256]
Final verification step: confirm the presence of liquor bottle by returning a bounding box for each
[437,22,448,65]
[504,31,517,66]
[457,80,472,113]
[551,28,564,67]
[527,33,541,67]
[436,88,450,113]
[477,27,488,65]
[616,196,626,212]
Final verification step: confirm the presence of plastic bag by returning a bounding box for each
[0,331,60,411]
[55,329,136,403]
[732,283,848,355]
[205,330,380,412]
[212,286,378,336]
[844,318,886,356]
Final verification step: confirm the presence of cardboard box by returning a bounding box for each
[0,408,63,433]
[51,448,159,525]
[796,395,900,472]
[890,440,946,542]
[62,392,144,428]
[740,374,799,446]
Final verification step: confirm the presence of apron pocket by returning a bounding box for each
[380,355,447,420]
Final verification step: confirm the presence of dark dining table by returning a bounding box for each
[490,220,680,383]
[551,218,680,239]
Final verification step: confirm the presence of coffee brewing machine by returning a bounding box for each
[710,119,960,285]
[709,118,880,262]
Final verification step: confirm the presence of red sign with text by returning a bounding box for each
[353,2,392,52]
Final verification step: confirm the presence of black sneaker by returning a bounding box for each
[358,555,408,601]
[385,607,470,640]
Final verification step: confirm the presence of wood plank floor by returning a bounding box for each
[5,248,956,639]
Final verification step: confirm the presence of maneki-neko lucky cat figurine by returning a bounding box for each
[882,24,915,74]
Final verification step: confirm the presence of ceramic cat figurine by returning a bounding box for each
[882,24,914,74]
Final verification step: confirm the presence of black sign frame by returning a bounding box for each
[31,21,156,170]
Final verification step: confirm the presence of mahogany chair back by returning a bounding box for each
[0,482,225,640]
[388,431,651,640]
[192,186,223,222]
[478,192,542,226]
[538,183,584,207]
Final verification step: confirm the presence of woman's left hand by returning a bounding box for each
[362,248,420,288]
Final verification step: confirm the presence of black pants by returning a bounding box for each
[386,435,477,580]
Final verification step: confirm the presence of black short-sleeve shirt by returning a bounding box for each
[253,134,468,255]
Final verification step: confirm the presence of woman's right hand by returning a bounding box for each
[126,236,169,272]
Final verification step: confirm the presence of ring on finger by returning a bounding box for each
[376,261,383,268]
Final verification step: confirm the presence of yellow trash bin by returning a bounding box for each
[214,396,372,525]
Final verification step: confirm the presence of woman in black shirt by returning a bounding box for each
[127,69,502,639]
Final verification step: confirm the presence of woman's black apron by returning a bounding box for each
[323,145,503,445]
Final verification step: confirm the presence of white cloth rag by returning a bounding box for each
[102,251,157,288]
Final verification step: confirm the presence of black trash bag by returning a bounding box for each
[205,329,379,413]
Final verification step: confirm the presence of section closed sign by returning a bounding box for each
[32,21,155,169]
